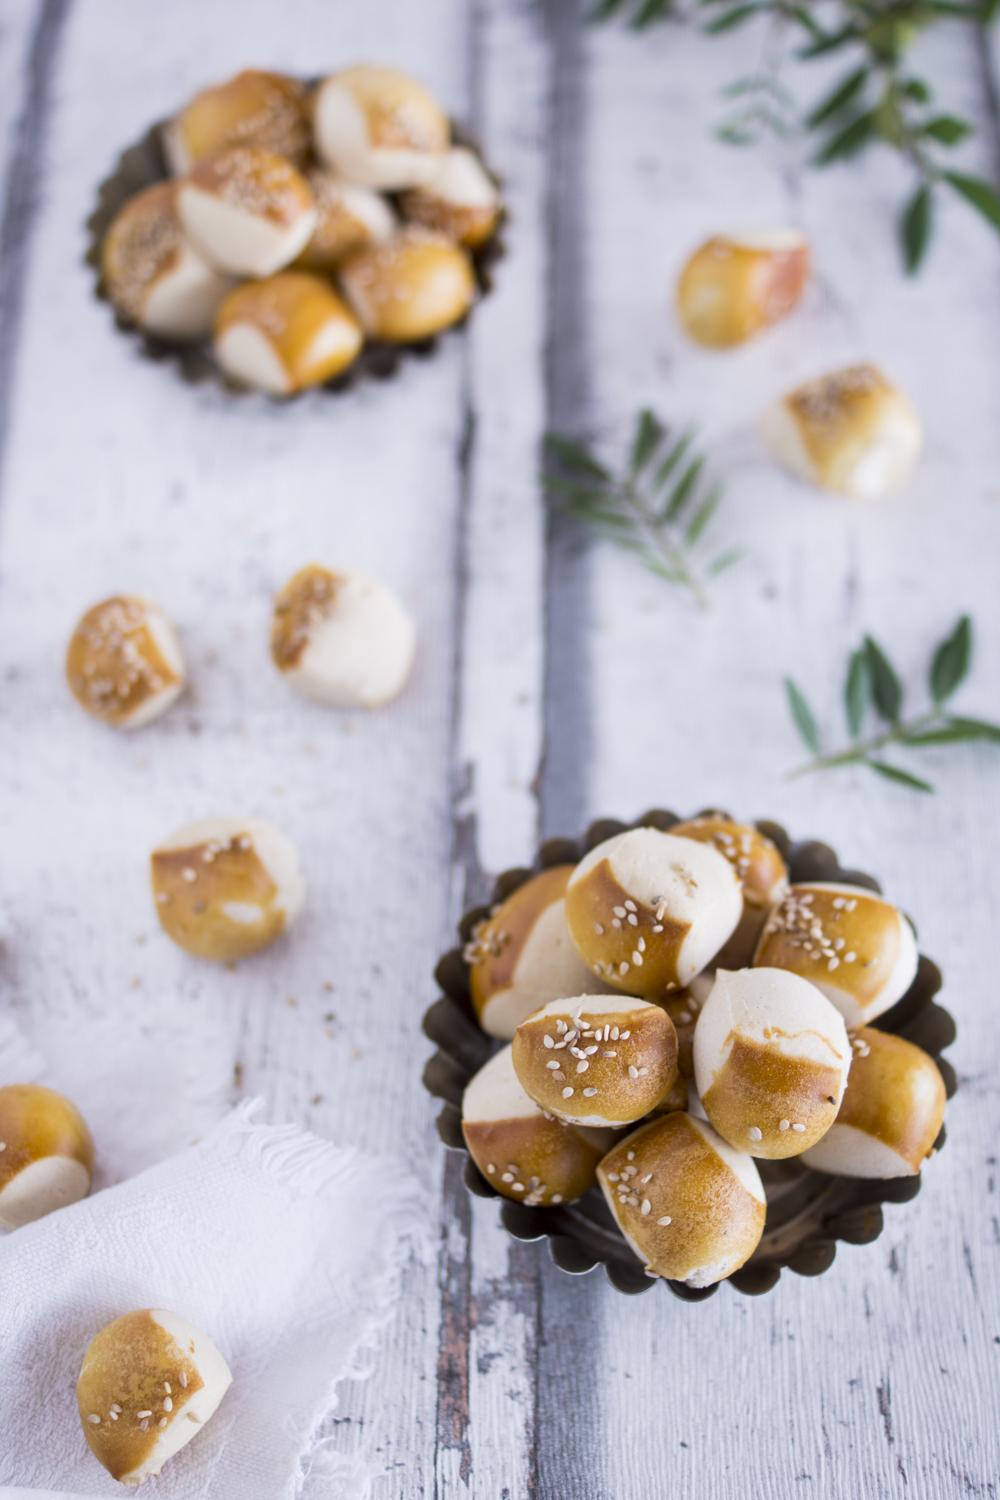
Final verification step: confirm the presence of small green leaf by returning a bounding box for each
[663,456,705,521]
[684,485,722,545]
[902,77,932,103]
[786,5,825,37]
[901,183,933,274]
[923,115,972,146]
[984,0,1000,24]
[705,4,762,34]
[844,649,870,739]
[652,431,694,492]
[805,68,869,129]
[630,409,665,476]
[814,111,878,165]
[864,636,903,723]
[545,433,611,481]
[867,761,934,792]
[798,26,860,59]
[930,615,972,701]
[943,715,1000,741]
[899,718,1000,746]
[943,173,1000,232]
[785,678,820,754]
[707,548,743,576]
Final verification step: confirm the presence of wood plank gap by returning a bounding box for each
[0,0,72,496]
[976,23,1000,187]
[539,0,595,842]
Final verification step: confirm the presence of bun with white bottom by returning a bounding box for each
[66,595,186,729]
[693,967,851,1159]
[669,814,788,968]
[462,1045,612,1208]
[312,65,449,189]
[270,564,415,709]
[753,882,918,1028]
[800,1027,945,1178]
[339,226,476,342]
[759,363,922,500]
[163,69,309,175]
[101,183,233,341]
[677,228,809,347]
[214,273,363,394]
[597,1112,766,1285]
[0,1084,94,1230]
[77,1309,232,1485]
[513,995,678,1127]
[296,170,396,270]
[151,816,305,962]
[398,147,500,249]
[178,147,316,278]
[563,827,743,996]
[465,866,610,1039]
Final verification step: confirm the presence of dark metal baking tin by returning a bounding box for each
[84,112,504,396]
[422,808,957,1299]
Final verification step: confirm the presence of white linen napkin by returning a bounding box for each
[0,1099,427,1500]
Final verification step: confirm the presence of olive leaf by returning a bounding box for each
[544,411,739,606]
[787,617,1000,791]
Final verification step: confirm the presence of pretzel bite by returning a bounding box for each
[670,815,788,968]
[0,1084,94,1230]
[295,169,396,271]
[753,883,918,1028]
[462,1045,611,1207]
[312,65,449,189]
[465,866,608,1040]
[178,147,316,278]
[563,827,742,997]
[66,595,185,729]
[800,1027,946,1178]
[398,146,500,249]
[677,229,809,347]
[759,364,922,499]
[214,274,363,394]
[512,996,678,1128]
[163,69,309,174]
[339,226,475,342]
[598,1112,765,1286]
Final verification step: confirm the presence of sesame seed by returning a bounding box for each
[611,1026,619,1040]
[594,922,604,935]
[593,965,601,975]
[543,1034,555,1049]
[137,1411,152,1420]
[624,899,637,912]
[749,1126,762,1142]
[159,1417,168,1428]
[828,957,840,971]
[629,1065,639,1079]
[546,1060,559,1070]
[678,1012,692,1025]
[583,1088,598,1097]
[608,1172,620,1182]
[110,1405,122,1414]
[512,1182,525,1192]
[638,1067,648,1077]
[845,952,857,963]
[628,914,638,926]
[553,1069,566,1080]
[556,1020,567,1033]
[792,1122,806,1133]
[562,1087,574,1098]
[163,1398,173,1412]
[641,1200,651,1215]
[187,1412,200,1423]
[87,1414,101,1425]
[779,1120,790,1132]
[140,1419,149,1431]
[627,1151,635,1161]
[638,936,646,952]
[657,1216,672,1226]
[653,924,663,933]
[502,1173,514,1183]
[179,1373,187,1388]
[619,962,629,975]
[613,906,627,918]
[181,868,197,883]
[620,1030,631,1040]
[612,918,622,930]
[487,1164,495,1173]
[552,1193,563,1204]
[0,1143,5,1152]
[163,1384,171,1395]
[576,1060,589,1073]
[632,951,643,965]
[109,1411,119,1420]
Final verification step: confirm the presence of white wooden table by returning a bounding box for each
[0,2,998,1494]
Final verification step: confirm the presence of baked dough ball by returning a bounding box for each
[753,882,918,1029]
[598,1112,765,1286]
[339,226,476,342]
[0,1084,94,1230]
[178,147,316,278]
[465,865,608,1039]
[66,595,186,730]
[101,183,233,341]
[77,1308,232,1486]
[151,816,305,962]
[163,69,310,175]
[563,827,742,997]
[512,996,679,1128]
[295,169,396,271]
[312,65,449,189]
[694,967,850,1159]
[398,146,500,249]
[270,564,415,709]
[800,1027,946,1178]
[214,273,363,394]
[462,1045,610,1207]
[670,815,788,968]
[677,229,809,348]
[759,363,922,500]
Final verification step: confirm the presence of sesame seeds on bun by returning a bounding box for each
[398,146,500,249]
[677,229,810,348]
[669,815,788,968]
[163,69,309,176]
[512,995,678,1128]
[0,1084,95,1230]
[693,967,851,1159]
[178,147,317,279]
[564,827,743,997]
[214,273,363,394]
[66,595,186,730]
[339,226,476,343]
[312,65,449,190]
[77,1309,232,1485]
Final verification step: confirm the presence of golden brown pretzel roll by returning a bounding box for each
[295,169,396,271]
[339,226,476,342]
[677,229,809,347]
[214,273,363,394]
[66,595,186,729]
[0,1084,95,1229]
[669,815,788,968]
[398,146,500,249]
[163,69,309,174]
[178,147,316,278]
[312,65,449,189]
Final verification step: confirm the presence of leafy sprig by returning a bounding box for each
[593,0,1000,274]
[544,410,740,606]
[785,616,1000,790]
